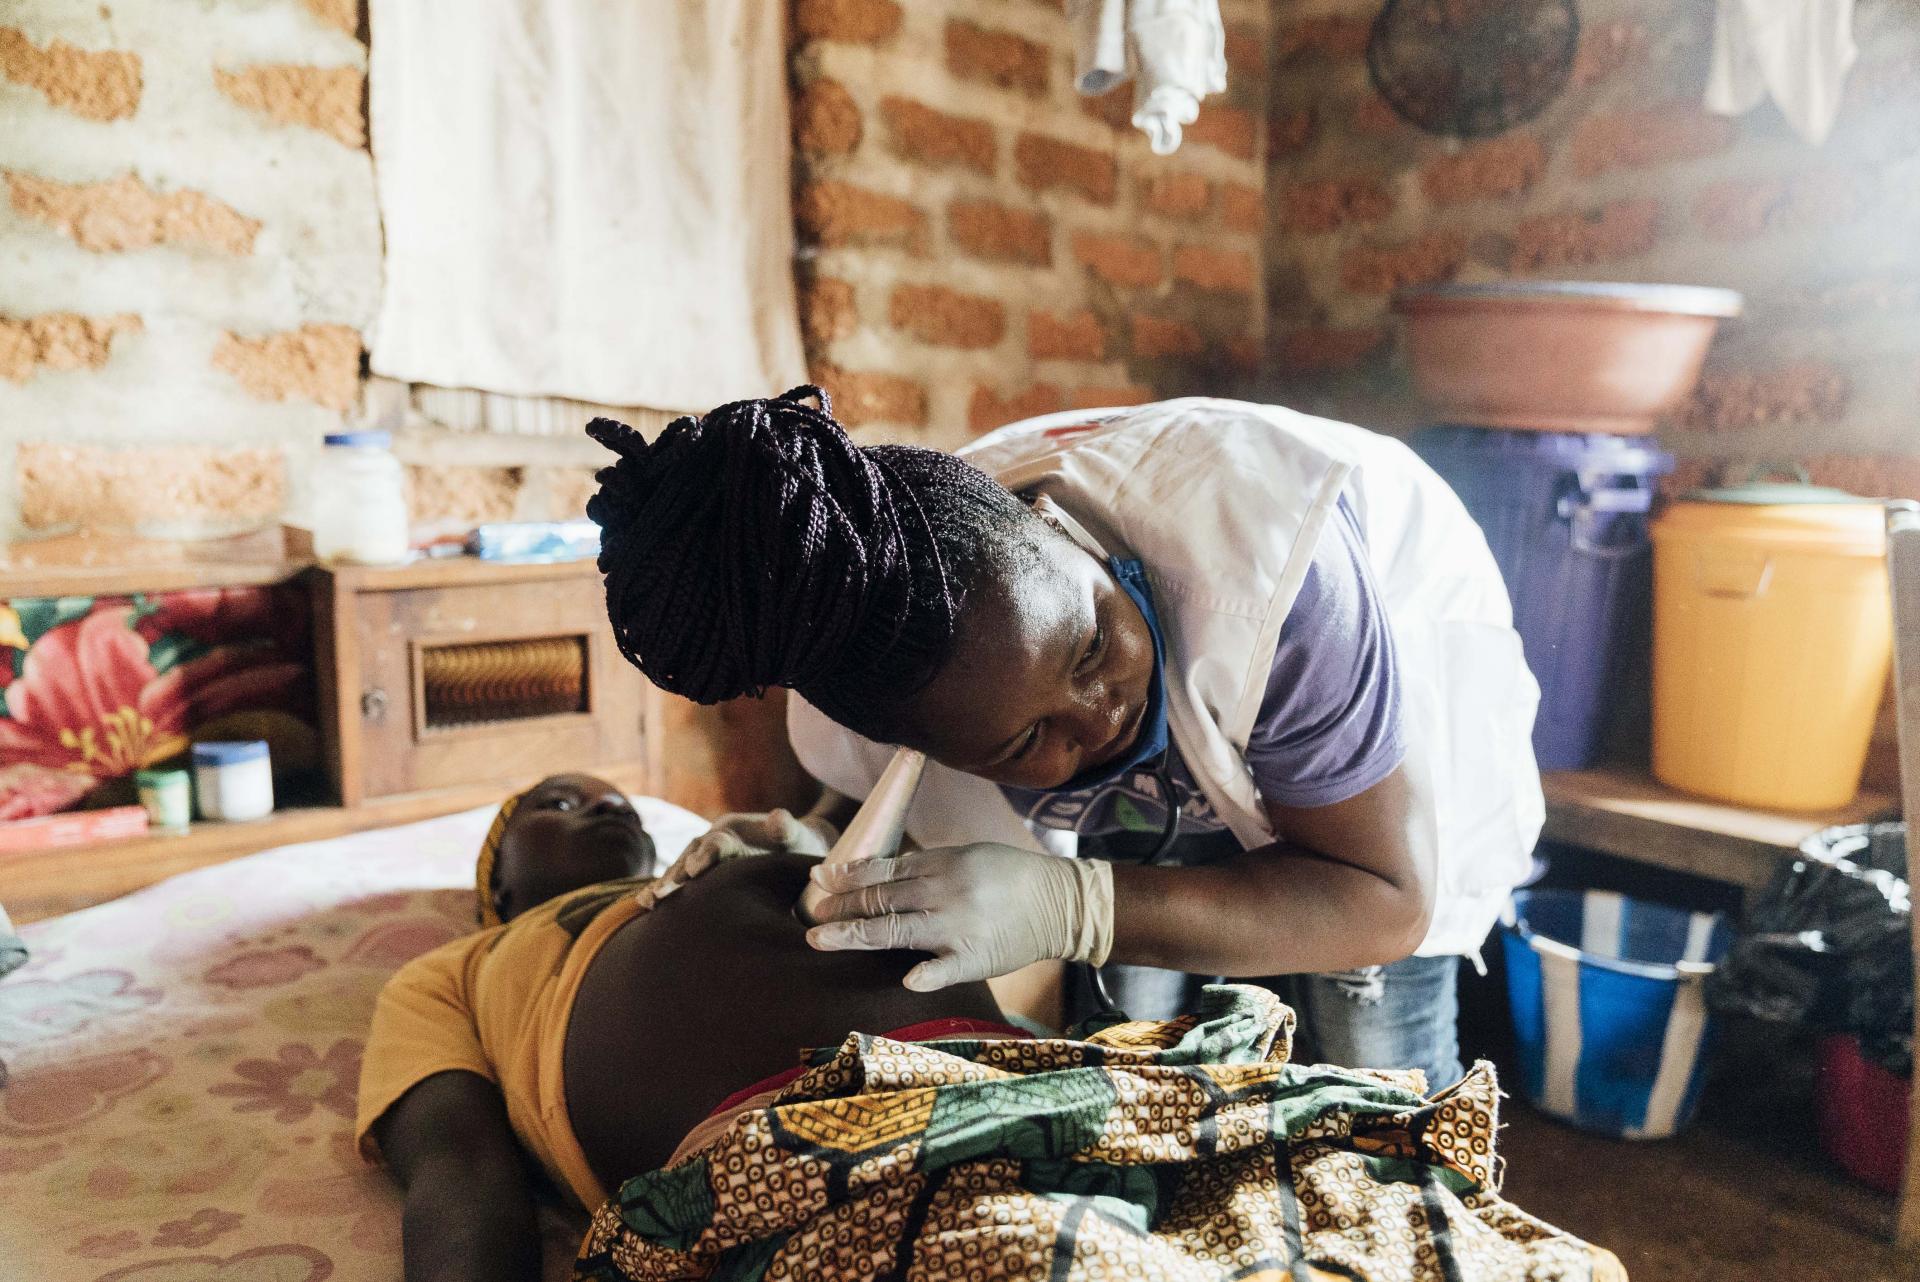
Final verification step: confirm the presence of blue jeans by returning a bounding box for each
[1068,830,1467,1088]
[1077,955,1464,1088]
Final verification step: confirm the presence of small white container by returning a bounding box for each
[312,430,411,566]
[192,741,275,822]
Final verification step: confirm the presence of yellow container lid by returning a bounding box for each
[1652,472,1885,555]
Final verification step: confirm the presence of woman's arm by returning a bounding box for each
[1108,765,1436,975]
[374,1070,542,1282]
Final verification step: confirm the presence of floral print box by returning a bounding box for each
[1,586,320,821]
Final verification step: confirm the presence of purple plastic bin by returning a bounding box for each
[1414,428,1672,771]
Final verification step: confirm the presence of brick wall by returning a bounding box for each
[0,3,643,544]
[792,0,1272,449]
[1258,0,1920,496]
[0,1,378,542]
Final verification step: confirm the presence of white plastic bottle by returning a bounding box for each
[312,431,411,566]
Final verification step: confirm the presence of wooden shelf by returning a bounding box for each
[324,555,601,592]
[0,761,653,924]
[1542,766,1898,890]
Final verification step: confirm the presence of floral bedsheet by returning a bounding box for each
[0,797,707,1282]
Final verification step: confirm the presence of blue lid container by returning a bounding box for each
[192,740,270,765]
[323,430,393,449]
[1414,427,1673,770]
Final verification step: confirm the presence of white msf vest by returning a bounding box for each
[789,397,1544,958]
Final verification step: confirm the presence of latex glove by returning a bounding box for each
[636,809,837,910]
[804,842,1114,991]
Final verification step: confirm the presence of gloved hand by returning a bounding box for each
[636,809,838,910]
[803,842,1114,991]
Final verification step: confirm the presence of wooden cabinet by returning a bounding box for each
[313,558,660,806]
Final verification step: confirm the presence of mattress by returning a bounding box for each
[0,797,708,1282]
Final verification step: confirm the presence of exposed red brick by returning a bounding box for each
[1186,104,1258,160]
[813,363,927,427]
[1081,85,1134,130]
[1269,107,1316,156]
[408,465,522,527]
[1131,313,1202,359]
[1223,335,1263,373]
[949,199,1051,265]
[1570,19,1650,88]
[799,276,856,348]
[1339,233,1467,294]
[214,64,364,148]
[1421,135,1545,205]
[1807,455,1920,502]
[0,312,141,383]
[1028,309,1108,362]
[797,181,926,253]
[1682,363,1850,432]
[1015,133,1117,205]
[1224,23,1266,76]
[1276,15,1370,62]
[945,19,1048,97]
[888,283,1006,349]
[1278,177,1393,234]
[1172,245,1256,294]
[881,97,994,174]
[1217,182,1263,234]
[0,26,141,121]
[1512,199,1659,270]
[1777,277,1920,316]
[1352,93,1405,136]
[794,0,902,44]
[7,171,259,255]
[17,443,285,533]
[298,0,358,38]
[1693,170,1873,242]
[1570,104,1737,177]
[212,323,360,412]
[969,383,1064,435]
[794,78,862,155]
[1144,172,1210,219]
[1072,231,1162,288]
[1071,384,1154,410]
[1277,326,1385,375]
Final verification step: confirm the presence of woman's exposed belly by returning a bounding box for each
[561,853,1004,1194]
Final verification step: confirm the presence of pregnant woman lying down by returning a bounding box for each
[357,776,1620,1282]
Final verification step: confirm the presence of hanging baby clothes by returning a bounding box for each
[1068,0,1228,155]
[1705,0,1858,144]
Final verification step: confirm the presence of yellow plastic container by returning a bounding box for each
[1650,481,1890,811]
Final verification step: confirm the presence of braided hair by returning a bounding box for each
[586,386,1045,740]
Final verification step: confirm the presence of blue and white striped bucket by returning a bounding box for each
[1501,889,1734,1139]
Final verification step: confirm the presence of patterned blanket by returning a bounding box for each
[577,985,1623,1282]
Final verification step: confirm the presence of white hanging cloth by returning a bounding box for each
[1069,0,1228,155]
[366,0,806,409]
[1705,0,1858,145]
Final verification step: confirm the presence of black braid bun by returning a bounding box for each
[586,386,1042,737]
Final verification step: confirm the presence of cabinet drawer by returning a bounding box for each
[349,577,644,798]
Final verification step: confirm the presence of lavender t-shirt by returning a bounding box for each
[999,498,1405,837]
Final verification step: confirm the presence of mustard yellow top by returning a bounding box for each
[355,881,645,1210]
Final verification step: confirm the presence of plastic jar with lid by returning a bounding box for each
[312,431,411,566]
[1650,472,1890,810]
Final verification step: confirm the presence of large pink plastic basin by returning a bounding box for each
[1393,281,1743,435]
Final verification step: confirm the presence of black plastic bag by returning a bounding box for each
[1706,822,1912,1077]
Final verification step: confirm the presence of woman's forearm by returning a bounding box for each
[1108,845,1431,976]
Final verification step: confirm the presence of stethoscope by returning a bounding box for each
[1083,745,1181,1020]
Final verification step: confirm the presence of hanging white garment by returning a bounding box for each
[1068,0,1228,155]
[1705,0,1857,144]
[366,0,806,409]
